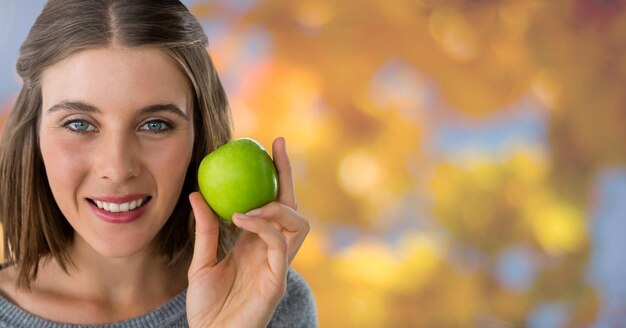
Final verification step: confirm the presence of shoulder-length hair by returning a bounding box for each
[0,0,239,289]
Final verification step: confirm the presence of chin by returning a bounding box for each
[80,231,158,260]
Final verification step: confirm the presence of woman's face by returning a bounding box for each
[39,46,194,258]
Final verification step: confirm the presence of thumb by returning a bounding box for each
[188,192,220,275]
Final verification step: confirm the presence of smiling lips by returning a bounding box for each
[87,195,151,224]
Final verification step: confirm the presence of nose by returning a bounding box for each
[95,131,141,183]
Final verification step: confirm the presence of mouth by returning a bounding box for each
[87,196,152,213]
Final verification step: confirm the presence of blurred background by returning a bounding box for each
[1,0,626,327]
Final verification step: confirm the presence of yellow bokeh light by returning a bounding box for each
[508,148,548,183]
[468,161,501,192]
[396,233,445,293]
[335,241,399,291]
[338,149,382,198]
[529,200,587,255]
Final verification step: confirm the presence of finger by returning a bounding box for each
[272,137,297,210]
[245,203,310,263]
[232,213,288,277]
[188,192,220,275]
[246,202,309,234]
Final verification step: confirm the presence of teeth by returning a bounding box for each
[94,198,147,213]
[110,203,120,213]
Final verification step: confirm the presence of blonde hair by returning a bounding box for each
[0,0,238,289]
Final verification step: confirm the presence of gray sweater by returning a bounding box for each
[0,269,317,327]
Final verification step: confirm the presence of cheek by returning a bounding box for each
[144,134,194,190]
[39,135,91,206]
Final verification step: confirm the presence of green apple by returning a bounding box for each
[197,138,278,221]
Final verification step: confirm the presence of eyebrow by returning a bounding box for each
[46,101,190,121]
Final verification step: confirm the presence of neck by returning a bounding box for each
[40,235,190,309]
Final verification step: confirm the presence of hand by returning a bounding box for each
[186,137,310,328]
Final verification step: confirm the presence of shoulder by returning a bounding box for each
[0,263,25,322]
[0,263,18,303]
[268,268,318,328]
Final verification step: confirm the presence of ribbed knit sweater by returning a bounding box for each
[0,269,317,327]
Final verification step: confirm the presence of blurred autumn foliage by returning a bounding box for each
[1,0,625,326]
[186,0,625,326]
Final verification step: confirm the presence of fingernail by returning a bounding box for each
[233,213,249,220]
[246,209,262,216]
[282,137,288,154]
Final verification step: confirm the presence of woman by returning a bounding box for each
[0,0,316,327]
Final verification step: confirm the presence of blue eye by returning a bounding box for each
[140,120,171,133]
[64,120,96,133]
